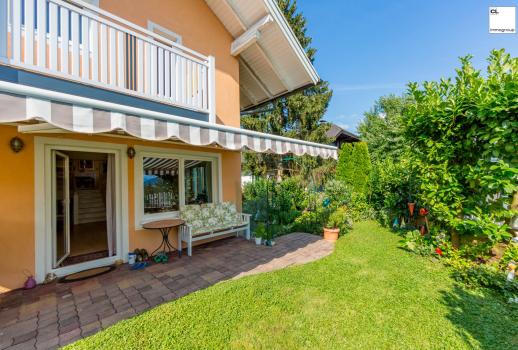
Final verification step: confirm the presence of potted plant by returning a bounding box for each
[323,207,347,241]
[254,222,266,245]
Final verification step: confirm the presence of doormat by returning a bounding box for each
[59,265,116,283]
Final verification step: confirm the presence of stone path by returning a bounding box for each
[0,233,334,349]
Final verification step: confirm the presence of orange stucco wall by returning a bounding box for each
[0,0,243,292]
[0,127,35,293]
[0,125,242,292]
[99,0,240,127]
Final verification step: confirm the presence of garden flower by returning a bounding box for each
[435,247,443,256]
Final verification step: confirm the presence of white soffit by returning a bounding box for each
[205,0,320,110]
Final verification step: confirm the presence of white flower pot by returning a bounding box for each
[255,237,262,245]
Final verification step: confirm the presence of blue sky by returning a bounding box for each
[298,0,518,133]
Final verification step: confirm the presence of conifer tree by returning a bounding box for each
[241,0,333,183]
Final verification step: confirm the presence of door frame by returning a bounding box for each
[34,137,129,282]
[52,150,71,268]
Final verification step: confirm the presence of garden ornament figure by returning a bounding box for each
[507,261,516,282]
[23,275,36,290]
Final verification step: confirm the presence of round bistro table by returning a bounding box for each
[142,219,185,258]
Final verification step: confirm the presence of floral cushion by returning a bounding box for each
[181,202,246,236]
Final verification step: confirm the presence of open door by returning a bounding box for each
[52,150,70,268]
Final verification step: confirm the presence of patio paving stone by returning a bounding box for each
[0,233,333,349]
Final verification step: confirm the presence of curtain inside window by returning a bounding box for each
[106,154,116,256]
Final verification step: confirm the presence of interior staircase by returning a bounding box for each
[76,190,106,224]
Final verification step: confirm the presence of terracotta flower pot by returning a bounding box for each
[323,227,340,241]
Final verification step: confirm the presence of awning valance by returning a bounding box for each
[0,82,337,159]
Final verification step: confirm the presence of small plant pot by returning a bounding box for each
[323,227,340,241]
[255,237,262,245]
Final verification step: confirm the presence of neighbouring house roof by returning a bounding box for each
[205,0,320,111]
[326,124,361,143]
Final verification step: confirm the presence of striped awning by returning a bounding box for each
[0,84,338,159]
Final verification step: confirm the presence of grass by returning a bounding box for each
[67,221,518,349]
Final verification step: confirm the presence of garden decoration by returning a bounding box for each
[323,198,331,208]
[392,217,399,229]
[507,261,516,282]
[407,202,415,216]
[23,272,36,290]
[417,207,430,236]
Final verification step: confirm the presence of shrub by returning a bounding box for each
[446,257,518,299]
[400,230,436,256]
[336,142,372,195]
[369,157,415,226]
[500,243,518,270]
[325,206,353,234]
[405,50,518,243]
[293,207,327,234]
[324,179,351,207]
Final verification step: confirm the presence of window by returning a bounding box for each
[143,157,179,214]
[135,148,220,225]
[184,160,212,205]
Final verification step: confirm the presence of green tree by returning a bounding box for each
[241,0,333,183]
[336,142,372,194]
[357,95,412,163]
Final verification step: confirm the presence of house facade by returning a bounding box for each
[0,0,336,291]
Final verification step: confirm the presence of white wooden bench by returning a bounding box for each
[178,202,251,256]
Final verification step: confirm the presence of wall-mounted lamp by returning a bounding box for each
[9,137,24,153]
[127,146,136,159]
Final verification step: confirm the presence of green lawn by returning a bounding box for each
[67,221,518,349]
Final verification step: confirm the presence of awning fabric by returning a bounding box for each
[0,88,337,159]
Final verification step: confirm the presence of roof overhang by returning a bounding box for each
[205,0,320,111]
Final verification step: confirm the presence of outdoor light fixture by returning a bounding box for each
[127,146,136,159]
[9,136,24,153]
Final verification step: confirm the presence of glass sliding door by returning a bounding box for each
[52,151,71,268]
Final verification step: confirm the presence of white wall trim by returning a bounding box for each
[34,137,129,282]
[133,145,222,229]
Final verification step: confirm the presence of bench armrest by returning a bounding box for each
[239,213,252,223]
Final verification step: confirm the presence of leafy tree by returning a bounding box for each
[357,95,412,163]
[406,50,518,244]
[336,142,372,194]
[241,0,333,182]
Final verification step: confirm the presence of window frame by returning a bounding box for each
[134,146,221,228]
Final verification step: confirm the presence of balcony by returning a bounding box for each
[0,0,216,122]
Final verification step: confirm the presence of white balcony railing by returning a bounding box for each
[0,0,216,121]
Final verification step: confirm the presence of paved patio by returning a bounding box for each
[0,233,333,349]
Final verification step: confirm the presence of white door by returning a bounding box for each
[52,150,70,268]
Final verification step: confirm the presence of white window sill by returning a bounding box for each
[138,210,180,229]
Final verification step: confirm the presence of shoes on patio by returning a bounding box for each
[153,252,169,264]
[131,262,148,270]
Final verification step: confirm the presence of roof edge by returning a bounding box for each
[263,0,320,85]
